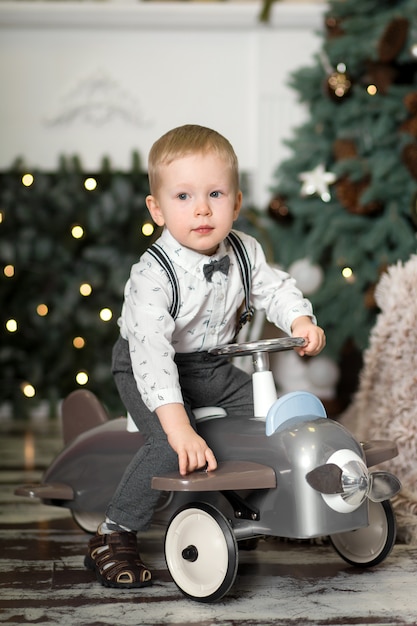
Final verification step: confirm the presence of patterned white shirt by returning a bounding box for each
[118,228,315,412]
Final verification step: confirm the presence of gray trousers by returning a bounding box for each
[107,336,253,531]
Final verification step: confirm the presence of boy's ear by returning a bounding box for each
[233,191,243,221]
[146,195,165,227]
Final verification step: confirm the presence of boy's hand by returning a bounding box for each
[167,424,217,476]
[156,403,217,476]
[291,316,326,357]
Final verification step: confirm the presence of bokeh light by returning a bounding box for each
[342,266,356,283]
[80,283,92,296]
[142,222,155,237]
[99,308,113,322]
[36,304,48,316]
[76,371,89,385]
[21,382,36,398]
[84,177,97,191]
[6,319,18,332]
[73,336,85,349]
[22,173,34,187]
[71,225,84,239]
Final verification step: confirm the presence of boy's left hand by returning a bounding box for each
[291,316,326,357]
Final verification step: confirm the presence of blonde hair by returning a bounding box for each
[147,124,239,195]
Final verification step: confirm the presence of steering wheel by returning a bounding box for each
[209,336,306,358]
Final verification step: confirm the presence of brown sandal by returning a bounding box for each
[84,530,152,589]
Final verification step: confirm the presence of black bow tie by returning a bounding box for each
[203,255,230,282]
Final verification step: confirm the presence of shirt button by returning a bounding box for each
[217,294,224,301]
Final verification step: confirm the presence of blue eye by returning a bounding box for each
[210,191,221,198]
[178,193,188,200]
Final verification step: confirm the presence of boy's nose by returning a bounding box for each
[196,200,211,215]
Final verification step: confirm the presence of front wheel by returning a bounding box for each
[165,502,238,602]
[329,499,396,567]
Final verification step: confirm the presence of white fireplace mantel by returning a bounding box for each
[0,1,324,205]
[0,2,323,30]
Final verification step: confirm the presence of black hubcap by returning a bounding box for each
[182,545,198,562]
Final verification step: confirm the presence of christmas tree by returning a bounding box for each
[0,156,261,418]
[267,0,417,374]
[0,155,153,417]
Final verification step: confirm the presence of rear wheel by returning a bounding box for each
[329,499,396,567]
[165,502,238,602]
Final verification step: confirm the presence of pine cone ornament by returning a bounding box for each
[364,61,397,94]
[335,176,383,215]
[378,17,409,62]
[333,138,358,160]
[400,92,417,137]
[364,283,377,309]
[404,92,417,115]
[325,14,344,38]
[402,143,417,180]
[400,116,417,139]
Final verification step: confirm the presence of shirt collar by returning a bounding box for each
[158,228,229,279]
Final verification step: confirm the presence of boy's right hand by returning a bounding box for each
[168,424,217,476]
[156,403,217,476]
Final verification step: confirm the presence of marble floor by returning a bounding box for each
[1,415,417,626]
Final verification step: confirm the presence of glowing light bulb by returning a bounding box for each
[22,173,34,187]
[73,336,85,349]
[76,371,89,386]
[80,283,92,296]
[72,225,84,239]
[84,177,97,191]
[4,264,14,278]
[367,85,377,96]
[21,382,36,398]
[6,319,18,332]
[36,304,48,316]
[342,267,356,283]
[99,308,113,322]
[142,222,155,237]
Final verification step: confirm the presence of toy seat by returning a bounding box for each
[126,406,227,432]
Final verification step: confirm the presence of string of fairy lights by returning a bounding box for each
[3,169,359,408]
[2,172,155,403]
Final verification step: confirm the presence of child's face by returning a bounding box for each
[146,151,242,256]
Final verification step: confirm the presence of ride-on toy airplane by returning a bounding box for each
[16,337,401,603]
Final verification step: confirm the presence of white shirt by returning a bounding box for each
[119,228,315,412]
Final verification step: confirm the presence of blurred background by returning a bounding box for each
[1,0,417,420]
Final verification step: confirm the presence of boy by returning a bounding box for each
[85,124,326,588]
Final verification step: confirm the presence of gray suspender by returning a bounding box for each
[148,231,254,334]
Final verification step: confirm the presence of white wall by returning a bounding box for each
[0,2,323,206]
